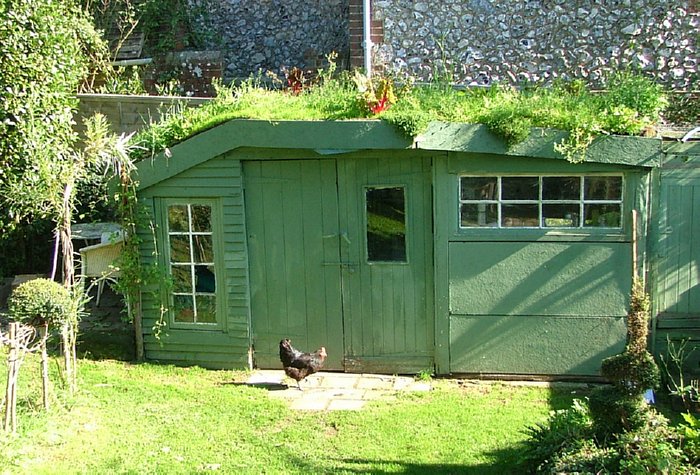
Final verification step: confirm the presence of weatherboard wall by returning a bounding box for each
[133,119,664,376]
[138,154,250,368]
[651,141,700,375]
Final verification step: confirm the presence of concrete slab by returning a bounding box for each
[245,370,433,411]
[327,399,366,411]
[320,375,359,389]
[291,397,330,411]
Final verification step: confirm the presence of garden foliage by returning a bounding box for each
[0,0,111,230]
[521,277,698,473]
[8,278,73,327]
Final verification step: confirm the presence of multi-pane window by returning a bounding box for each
[459,175,623,229]
[167,203,217,324]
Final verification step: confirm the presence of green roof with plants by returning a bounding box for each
[131,60,669,163]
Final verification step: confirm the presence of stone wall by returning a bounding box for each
[189,0,350,80]
[76,94,209,136]
[369,0,698,89]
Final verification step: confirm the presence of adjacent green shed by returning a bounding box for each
[134,119,663,377]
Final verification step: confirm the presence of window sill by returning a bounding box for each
[450,229,629,242]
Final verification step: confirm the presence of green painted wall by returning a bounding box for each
[450,316,626,375]
[434,151,650,376]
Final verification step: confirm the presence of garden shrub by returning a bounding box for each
[600,351,661,395]
[616,411,687,474]
[8,278,73,327]
[521,399,594,472]
[543,439,618,475]
[679,412,700,466]
[588,386,650,438]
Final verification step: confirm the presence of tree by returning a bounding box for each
[0,0,113,388]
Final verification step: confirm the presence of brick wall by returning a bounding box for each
[348,0,384,72]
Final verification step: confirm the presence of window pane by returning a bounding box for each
[366,187,406,262]
[585,204,622,227]
[171,265,191,292]
[542,176,580,200]
[197,296,217,323]
[168,205,189,232]
[173,295,195,322]
[461,177,498,200]
[585,176,622,200]
[195,265,216,293]
[191,205,212,232]
[502,177,538,200]
[543,204,580,227]
[502,204,539,227]
[192,235,214,263]
[461,203,498,227]
[170,235,191,263]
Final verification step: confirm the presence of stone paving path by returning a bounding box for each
[246,370,432,411]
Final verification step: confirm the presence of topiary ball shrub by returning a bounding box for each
[588,386,650,439]
[600,350,660,395]
[8,278,73,327]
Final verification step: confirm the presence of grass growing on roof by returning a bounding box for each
[131,70,667,163]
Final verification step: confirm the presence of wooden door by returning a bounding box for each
[245,156,435,373]
[653,171,700,369]
[337,156,434,373]
[244,160,345,369]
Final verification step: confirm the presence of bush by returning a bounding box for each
[601,351,661,395]
[616,412,687,474]
[8,278,73,327]
[588,386,651,439]
[544,439,618,475]
[521,399,594,472]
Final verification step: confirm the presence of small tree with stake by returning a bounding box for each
[2,279,74,431]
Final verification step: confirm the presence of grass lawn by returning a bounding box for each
[0,348,585,474]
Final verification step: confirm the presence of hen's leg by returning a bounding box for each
[297,380,303,391]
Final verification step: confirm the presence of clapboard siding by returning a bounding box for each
[652,145,700,375]
[138,154,250,367]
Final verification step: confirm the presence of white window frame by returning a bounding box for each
[165,201,221,328]
[458,174,624,230]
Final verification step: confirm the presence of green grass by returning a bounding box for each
[0,350,583,474]
[131,70,668,163]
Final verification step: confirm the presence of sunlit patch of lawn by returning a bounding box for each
[0,352,581,474]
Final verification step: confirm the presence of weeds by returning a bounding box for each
[130,69,667,163]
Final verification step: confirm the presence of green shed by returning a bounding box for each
[134,119,663,377]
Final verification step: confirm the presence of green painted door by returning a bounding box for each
[337,156,434,373]
[244,160,344,369]
[245,156,434,373]
[653,171,700,369]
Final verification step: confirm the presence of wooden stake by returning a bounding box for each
[4,323,18,432]
[631,209,638,281]
[41,324,50,410]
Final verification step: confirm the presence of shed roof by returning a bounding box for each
[136,119,663,191]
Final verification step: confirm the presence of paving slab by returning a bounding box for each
[244,370,432,411]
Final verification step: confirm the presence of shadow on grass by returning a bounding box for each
[293,444,531,474]
[223,381,290,391]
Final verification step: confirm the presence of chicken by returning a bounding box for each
[279,339,327,390]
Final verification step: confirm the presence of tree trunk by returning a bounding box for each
[59,179,78,392]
